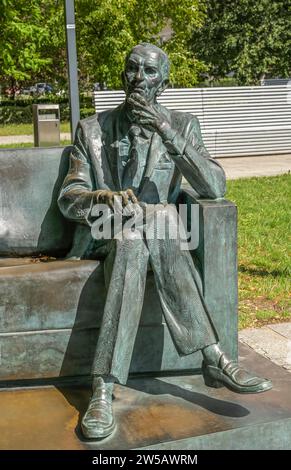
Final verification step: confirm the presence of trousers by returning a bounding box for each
[92,205,217,384]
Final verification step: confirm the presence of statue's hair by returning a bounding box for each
[125,43,170,79]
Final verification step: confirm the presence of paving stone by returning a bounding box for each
[268,323,291,340]
[217,154,291,179]
[239,326,291,371]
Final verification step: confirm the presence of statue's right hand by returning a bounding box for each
[93,189,138,210]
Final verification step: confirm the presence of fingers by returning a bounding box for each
[118,190,129,206]
[107,192,116,210]
[119,189,139,205]
[127,96,149,112]
[94,189,138,209]
[126,188,138,204]
[132,109,153,119]
[94,189,108,203]
[130,93,147,105]
[127,100,146,113]
[137,118,154,127]
[131,108,156,128]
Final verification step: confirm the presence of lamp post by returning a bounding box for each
[64,0,80,141]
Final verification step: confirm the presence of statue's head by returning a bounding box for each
[122,43,170,104]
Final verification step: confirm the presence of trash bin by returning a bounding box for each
[33,104,60,147]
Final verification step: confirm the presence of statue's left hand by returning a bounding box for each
[127,93,171,135]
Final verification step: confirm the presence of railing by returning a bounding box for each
[93,85,291,158]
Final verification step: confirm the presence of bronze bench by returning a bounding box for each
[0,147,237,381]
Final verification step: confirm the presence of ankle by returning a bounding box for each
[202,343,222,366]
[92,376,115,396]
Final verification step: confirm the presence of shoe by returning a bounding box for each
[202,353,272,394]
[81,377,115,439]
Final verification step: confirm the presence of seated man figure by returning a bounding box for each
[58,43,272,440]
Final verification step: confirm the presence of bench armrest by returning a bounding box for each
[179,188,238,361]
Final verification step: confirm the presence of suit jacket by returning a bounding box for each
[58,102,226,258]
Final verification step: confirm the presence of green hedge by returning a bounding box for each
[1,97,68,108]
[0,93,94,124]
[0,93,92,107]
[0,103,95,124]
[0,105,33,125]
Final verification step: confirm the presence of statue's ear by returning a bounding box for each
[156,79,169,97]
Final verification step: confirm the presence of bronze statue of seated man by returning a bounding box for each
[58,43,272,440]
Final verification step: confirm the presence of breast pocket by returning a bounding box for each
[155,162,173,170]
[155,154,173,170]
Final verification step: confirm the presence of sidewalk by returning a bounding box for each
[239,322,291,373]
[217,154,291,179]
[0,133,71,144]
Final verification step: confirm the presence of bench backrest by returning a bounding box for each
[0,147,73,256]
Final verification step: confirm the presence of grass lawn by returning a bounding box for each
[227,174,291,329]
[0,122,71,135]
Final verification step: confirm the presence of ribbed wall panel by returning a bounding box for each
[93,85,291,157]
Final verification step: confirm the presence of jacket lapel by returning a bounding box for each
[103,107,124,190]
[143,132,166,179]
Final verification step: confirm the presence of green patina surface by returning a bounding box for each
[0,145,237,380]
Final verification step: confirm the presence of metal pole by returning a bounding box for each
[64,0,80,142]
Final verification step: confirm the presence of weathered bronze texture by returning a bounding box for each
[57,43,272,439]
[81,377,115,439]
[0,153,238,381]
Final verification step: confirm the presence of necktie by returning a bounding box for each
[122,125,141,189]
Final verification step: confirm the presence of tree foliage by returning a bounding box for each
[75,0,206,88]
[1,0,205,89]
[191,0,291,85]
[0,0,52,84]
[2,0,289,90]
[38,1,67,87]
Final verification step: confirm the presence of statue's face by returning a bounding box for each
[124,47,166,104]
